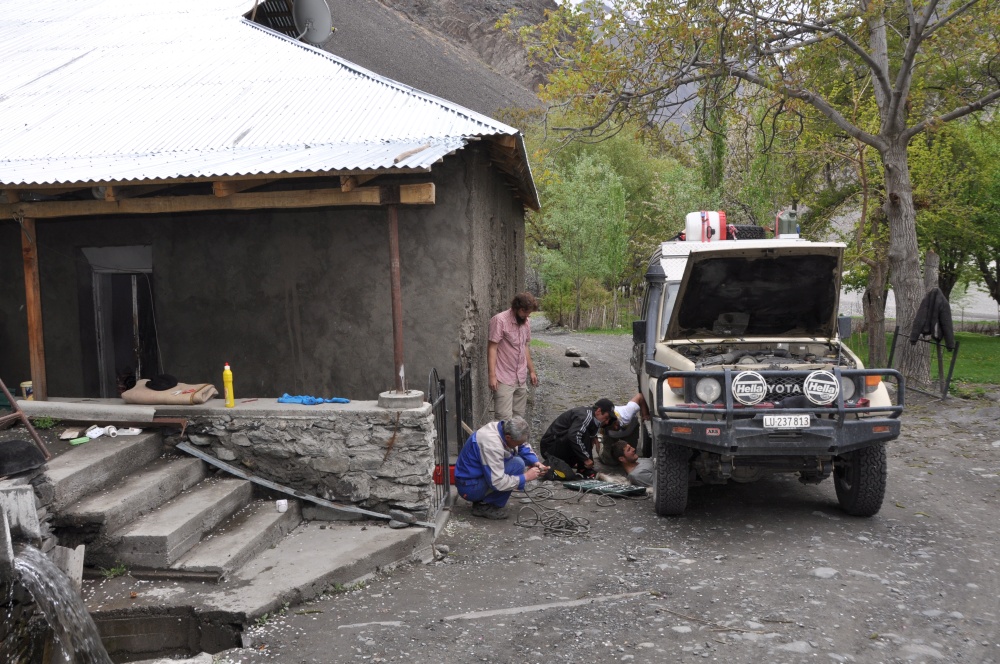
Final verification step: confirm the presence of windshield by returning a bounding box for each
[659,282,680,340]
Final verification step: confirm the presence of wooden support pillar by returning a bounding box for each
[387,204,405,393]
[19,214,48,401]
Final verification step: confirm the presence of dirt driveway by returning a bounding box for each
[220,323,1000,664]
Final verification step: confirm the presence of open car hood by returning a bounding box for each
[666,243,844,339]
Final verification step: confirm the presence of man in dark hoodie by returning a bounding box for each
[539,398,615,479]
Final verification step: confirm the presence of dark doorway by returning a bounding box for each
[82,246,160,397]
[94,272,160,397]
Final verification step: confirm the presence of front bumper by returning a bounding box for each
[651,414,901,456]
[648,363,904,456]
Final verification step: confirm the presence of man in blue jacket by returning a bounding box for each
[455,416,548,520]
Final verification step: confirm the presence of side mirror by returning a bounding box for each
[837,315,852,340]
[632,320,646,344]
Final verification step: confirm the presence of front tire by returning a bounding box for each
[655,439,690,516]
[834,443,887,517]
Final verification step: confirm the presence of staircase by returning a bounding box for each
[42,431,434,660]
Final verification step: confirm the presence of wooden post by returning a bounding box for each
[387,205,405,393]
[11,191,48,401]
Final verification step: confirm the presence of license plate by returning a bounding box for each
[763,414,810,429]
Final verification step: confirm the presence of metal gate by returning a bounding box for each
[454,360,473,451]
[427,368,452,521]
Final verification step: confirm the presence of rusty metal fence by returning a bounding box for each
[454,360,473,452]
[426,368,451,521]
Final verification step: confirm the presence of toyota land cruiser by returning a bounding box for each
[631,211,904,517]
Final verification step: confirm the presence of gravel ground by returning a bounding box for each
[215,319,1000,664]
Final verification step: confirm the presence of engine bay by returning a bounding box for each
[673,341,858,370]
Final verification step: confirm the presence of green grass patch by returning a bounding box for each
[100,562,129,579]
[29,416,59,429]
[530,338,551,348]
[579,327,631,335]
[847,330,1000,384]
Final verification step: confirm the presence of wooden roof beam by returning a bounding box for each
[103,184,175,201]
[213,178,278,197]
[340,174,378,192]
[0,183,436,218]
[492,135,517,149]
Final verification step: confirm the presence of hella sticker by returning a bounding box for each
[732,371,767,405]
[804,370,840,405]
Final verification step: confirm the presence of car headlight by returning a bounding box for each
[839,375,857,401]
[695,377,722,403]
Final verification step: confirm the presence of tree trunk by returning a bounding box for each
[863,259,890,368]
[881,141,930,386]
[612,288,619,329]
[923,250,939,292]
[573,280,582,330]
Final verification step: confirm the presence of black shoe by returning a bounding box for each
[471,502,509,520]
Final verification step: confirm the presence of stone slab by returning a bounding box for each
[201,521,432,619]
[44,433,163,510]
[0,484,41,540]
[86,521,433,623]
[115,478,252,568]
[16,398,157,422]
[48,544,85,593]
[26,396,431,419]
[0,510,12,582]
[59,456,206,535]
[171,499,301,579]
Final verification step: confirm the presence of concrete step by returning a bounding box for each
[87,521,433,649]
[56,456,207,544]
[113,478,253,569]
[44,432,163,511]
[169,499,302,580]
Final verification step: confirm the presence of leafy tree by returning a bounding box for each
[969,123,1000,306]
[909,124,982,298]
[539,153,626,328]
[524,116,715,326]
[520,0,1000,385]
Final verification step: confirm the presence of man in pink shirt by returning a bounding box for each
[488,292,539,421]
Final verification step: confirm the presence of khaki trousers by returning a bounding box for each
[494,381,528,421]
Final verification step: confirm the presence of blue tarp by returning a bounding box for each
[277,394,350,405]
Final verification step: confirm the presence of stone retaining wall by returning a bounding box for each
[176,403,436,518]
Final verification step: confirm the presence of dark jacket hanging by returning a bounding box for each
[908,287,955,351]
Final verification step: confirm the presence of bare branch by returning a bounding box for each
[923,0,980,38]
[736,9,893,99]
[721,66,886,150]
[903,89,1000,141]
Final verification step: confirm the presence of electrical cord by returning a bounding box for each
[512,482,647,536]
[513,485,591,537]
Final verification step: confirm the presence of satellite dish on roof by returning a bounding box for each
[293,0,334,45]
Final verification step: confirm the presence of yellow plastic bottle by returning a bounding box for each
[223,363,235,408]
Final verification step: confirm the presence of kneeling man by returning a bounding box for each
[455,416,548,520]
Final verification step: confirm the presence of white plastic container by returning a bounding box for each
[684,210,727,242]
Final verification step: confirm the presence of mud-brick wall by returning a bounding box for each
[180,405,435,517]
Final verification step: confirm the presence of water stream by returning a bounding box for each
[3,544,112,664]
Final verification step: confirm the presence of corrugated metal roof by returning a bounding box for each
[0,0,536,205]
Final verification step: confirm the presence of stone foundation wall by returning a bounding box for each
[177,403,436,518]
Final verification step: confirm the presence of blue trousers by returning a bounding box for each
[456,456,525,507]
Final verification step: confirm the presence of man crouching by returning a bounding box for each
[455,416,548,520]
